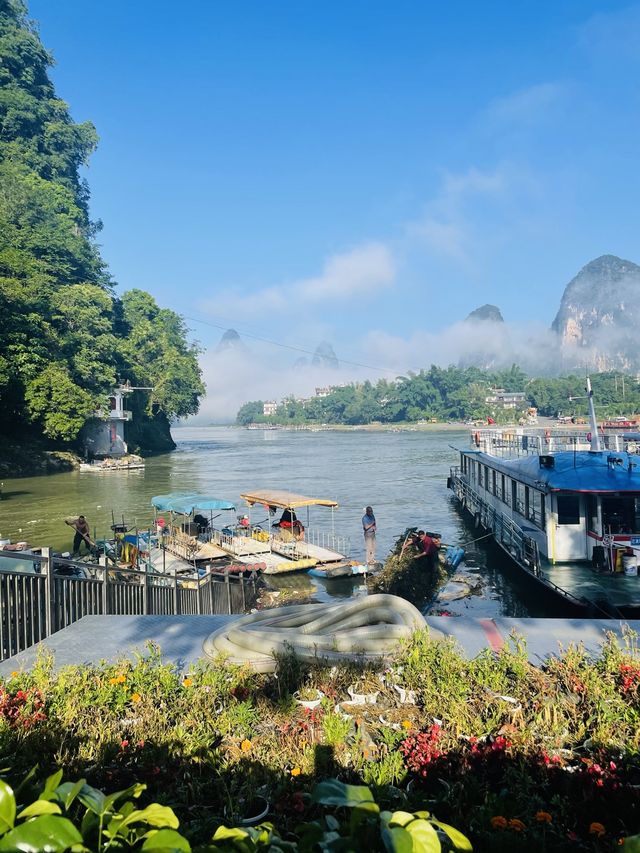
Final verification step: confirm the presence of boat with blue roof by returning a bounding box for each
[448,378,640,616]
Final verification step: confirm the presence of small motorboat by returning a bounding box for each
[308,562,369,579]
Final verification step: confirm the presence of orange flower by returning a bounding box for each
[115,674,126,684]
[508,819,526,832]
[241,739,252,752]
[183,677,193,687]
[401,720,412,729]
[108,677,119,685]
[131,692,142,703]
[491,816,508,829]
[10,671,18,678]
[589,822,605,837]
[535,811,552,823]
[291,767,301,776]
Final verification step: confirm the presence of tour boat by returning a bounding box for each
[448,379,640,616]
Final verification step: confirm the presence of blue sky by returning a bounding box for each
[29,1,640,417]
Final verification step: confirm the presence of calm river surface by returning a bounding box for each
[0,426,550,617]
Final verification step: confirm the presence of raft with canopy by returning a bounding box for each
[239,489,348,570]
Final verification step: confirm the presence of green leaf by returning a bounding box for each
[118,804,179,831]
[102,782,145,814]
[54,779,86,811]
[17,801,62,820]
[325,815,340,831]
[381,825,414,853]
[0,781,16,834]
[623,837,640,853]
[0,815,82,852]
[76,784,106,816]
[312,779,376,808]
[142,828,192,852]
[389,812,416,828]
[405,819,441,852]
[39,771,63,802]
[432,820,473,851]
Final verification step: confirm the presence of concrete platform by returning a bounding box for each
[1,613,639,676]
[0,615,234,675]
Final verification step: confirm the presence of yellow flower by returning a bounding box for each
[535,811,552,823]
[109,677,119,685]
[241,739,252,752]
[131,692,142,703]
[115,674,126,684]
[183,677,193,687]
[490,816,508,829]
[10,671,18,678]
[291,767,301,776]
[589,822,606,837]
[508,819,526,832]
[401,720,412,729]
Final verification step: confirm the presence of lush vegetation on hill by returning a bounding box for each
[237,367,640,426]
[0,0,204,457]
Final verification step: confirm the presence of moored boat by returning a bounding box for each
[448,379,640,616]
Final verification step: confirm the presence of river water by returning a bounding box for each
[0,426,548,617]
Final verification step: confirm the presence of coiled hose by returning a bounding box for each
[203,593,427,672]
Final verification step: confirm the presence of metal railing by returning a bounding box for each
[470,428,635,458]
[0,549,259,662]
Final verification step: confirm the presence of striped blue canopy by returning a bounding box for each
[151,493,236,514]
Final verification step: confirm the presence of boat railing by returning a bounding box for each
[0,548,260,662]
[210,528,270,556]
[449,467,541,574]
[449,468,590,611]
[470,428,635,458]
[269,528,350,561]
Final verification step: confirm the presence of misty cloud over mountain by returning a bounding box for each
[194,255,639,422]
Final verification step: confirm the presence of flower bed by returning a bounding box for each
[2,629,640,850]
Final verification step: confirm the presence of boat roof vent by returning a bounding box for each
[539,455,555,469]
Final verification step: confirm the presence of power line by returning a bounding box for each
[182,314,406,376]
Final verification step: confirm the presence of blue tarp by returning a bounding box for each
[151,493,236,514]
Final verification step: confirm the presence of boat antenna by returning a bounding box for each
[569,376,601,452]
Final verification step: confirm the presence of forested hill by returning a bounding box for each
[237,367,640,426]
[0,0,204,471]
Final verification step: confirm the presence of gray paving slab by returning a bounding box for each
[3,613,640,677]
[0,615,235,675]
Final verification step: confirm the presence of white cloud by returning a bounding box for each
[205,242,396,322]
[579,5,640,61]
[406,165,510,264]
[483,82,568,129]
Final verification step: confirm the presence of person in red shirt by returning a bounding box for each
[414,531,441,570]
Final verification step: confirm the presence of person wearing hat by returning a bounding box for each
[239,514,251,529]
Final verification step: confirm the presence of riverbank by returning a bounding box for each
[0,438,80,479]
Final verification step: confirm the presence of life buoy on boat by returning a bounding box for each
[474,512,482,529]
[474,431,480,447]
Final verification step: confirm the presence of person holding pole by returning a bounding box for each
[65,515,93,556]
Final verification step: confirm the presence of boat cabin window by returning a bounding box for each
[515,482,526,516]
[492,469,497,497]
[529,490,545,529]
[588,495,599,532]
[478,465,484,488]
[557,495,580,525]
[501,474,508,505]
[602,496,640,534]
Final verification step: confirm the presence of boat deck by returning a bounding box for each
[542,561,640,611]
[270,539,346,563]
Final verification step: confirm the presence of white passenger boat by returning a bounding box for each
[448,379,640,616]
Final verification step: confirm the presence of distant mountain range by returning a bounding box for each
[464,254,640,372]
[215,254,640,375]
